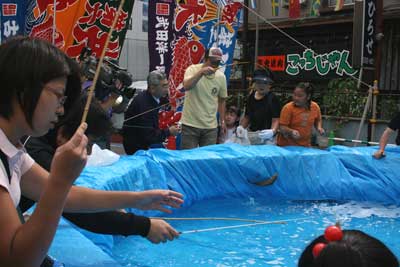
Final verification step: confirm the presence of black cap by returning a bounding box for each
[252,68,274,84]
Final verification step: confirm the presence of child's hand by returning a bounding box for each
[291,130,301,139]
[373,150,385,159]
[51,123,88,185]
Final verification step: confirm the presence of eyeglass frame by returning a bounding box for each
[44,86,68,107]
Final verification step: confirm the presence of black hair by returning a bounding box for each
[227,105,241,118]
[298,230,399,267]
[58,94,112,140]
[64,55,84,113]
[0,36,80,127]
[295,82,314,109]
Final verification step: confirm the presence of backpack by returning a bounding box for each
[0,149,60,267]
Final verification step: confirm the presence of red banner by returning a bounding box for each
[289,0,300,19]
[257,55,286,72]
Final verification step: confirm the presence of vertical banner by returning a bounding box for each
[271,0,279,17]
[362,0,376,68]
[289,0,300,19]
[0,0,26,43]
[148,0,242,149]
[334,0,344,11]
[352,0,376,68]
[26,0,134,59]
[310,0,320,17]
[149,0,242,109]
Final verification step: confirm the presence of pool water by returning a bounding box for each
[112,197,400,267]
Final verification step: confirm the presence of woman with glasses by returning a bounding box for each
[0,37,183,267]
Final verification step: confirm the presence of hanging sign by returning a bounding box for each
[0,1,25,43]
[286,49,358,76]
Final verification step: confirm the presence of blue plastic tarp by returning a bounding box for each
[75,144,400,208]
[54,144,400,266]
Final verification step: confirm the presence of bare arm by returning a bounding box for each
[218,98,226,125]
[279,125,300,140]
[0,124,88,267]
[64,187,183,213]
[373,127,394,159]
[314,117,325,135]
[0,179,72,267]
[22,164,183,214]
[183,66,215,90]
[240,115,250,129]
[218,98,227,135]
[271,118,279,133]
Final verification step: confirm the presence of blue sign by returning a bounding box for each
[0,0,26,43]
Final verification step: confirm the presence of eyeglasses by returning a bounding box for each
[44,86,67,107]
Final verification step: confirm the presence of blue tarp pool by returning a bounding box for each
[48,144,400,266]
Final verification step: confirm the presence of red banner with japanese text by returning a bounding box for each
[26,0,134,60]
[148,0,243,149]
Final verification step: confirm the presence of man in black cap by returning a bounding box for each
[239,68,281,143]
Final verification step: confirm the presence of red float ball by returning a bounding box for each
[312,243,326,258]
[324,225,343,242]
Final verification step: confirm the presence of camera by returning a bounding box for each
[79,47,135,103]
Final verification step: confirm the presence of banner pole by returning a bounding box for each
[52,0,56,44]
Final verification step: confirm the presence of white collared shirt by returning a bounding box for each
[0,129,34,207]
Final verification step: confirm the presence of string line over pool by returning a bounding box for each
[151,217,312,234]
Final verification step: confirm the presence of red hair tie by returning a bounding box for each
[312,225,343,258]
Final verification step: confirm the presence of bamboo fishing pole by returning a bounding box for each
[178,217,311,235]
[81,0,126,124]
[151,217,268,223]
[216,61,250,71]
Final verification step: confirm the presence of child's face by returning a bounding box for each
[254,81,271,95]
[225,111,238,128]
[31,77,67,136]
[292,87,309,107]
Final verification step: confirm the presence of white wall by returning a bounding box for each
[119,0,149,81]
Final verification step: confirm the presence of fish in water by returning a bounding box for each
[249,173,278,186]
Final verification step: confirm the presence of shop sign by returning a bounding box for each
[1,2,24,43]
[362,0,376,67]
[257,55,285,72]
[286,49,358,76]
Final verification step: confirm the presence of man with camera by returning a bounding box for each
[122,70,180,155]
[80,49,133,149]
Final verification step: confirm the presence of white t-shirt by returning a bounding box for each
[0,129,34,207]
[224,127,236,143]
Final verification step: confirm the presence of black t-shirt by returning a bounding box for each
[245,91,281,131]
[388,112,400,145]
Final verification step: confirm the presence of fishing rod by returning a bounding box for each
[123,102,171,123]
[179,217,310,234]
[81,0,126,123]
[217,61,250,70]
[152,217,267,223]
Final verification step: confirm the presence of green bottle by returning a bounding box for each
[328,131,335,147]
